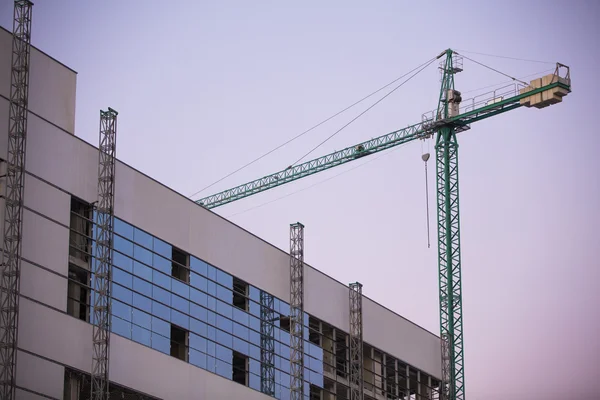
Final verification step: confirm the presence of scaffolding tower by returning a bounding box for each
[289,222,305,400]
[349,282,364,400]
[260,290,275,396]
[0,2,33,399]
[91,108,118,400]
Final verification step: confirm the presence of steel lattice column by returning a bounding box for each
[91,108,118,400]
[260,290,275,396]
[435,127,464,400]
[0,2,33,399]
[289,222,304,400]
[349,282,363,400]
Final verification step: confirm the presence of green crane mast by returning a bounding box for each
[197,50,571,400]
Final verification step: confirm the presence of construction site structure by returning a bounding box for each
[0,2,32,399]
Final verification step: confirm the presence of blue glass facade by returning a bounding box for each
[99,217,323,399]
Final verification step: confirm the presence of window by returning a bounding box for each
[69,197,92,269]
[310,384,322,400]
[232,351,248,386]
[67,263,89,322]
[232,277,248,311]
[171,324,189,362]
[279,315,291,332]
[172,247,189,283]
[335,330,348,379]
[309,316,321,345]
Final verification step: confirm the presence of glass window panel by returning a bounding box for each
[112,300,131,322]
[171,294,189,314]
[216,300,232,319]
[249,286,260,302]
[190,256,207,276]
[153,238,171,258]
[279,301,290,316]
[132,324,151,347]
[249,298,260,317]
[233,322,248,341]
[280,330,290,347]
[113,268,132,289]
[207,340,216,357]
[207,294,216,310]
[280,355,290,374]
[248,327,260,346]
[114,218,134,240]
[216,284,231,303]
[190,288,207,308]
[134,245,152,266]
[207,280,216,297]
[249,369,260,391]
[207,265,216,281]
[111,316,131,339]
[232,308,248,327]
[153,270,171,291]
[133,276,152,297]
[248,315,260,332]
[206,355,215,373]
[133,261,152,282]
[152,285,170,306]
[172,309,189,330]
[113,236,133,257]
[134,227,153,249]
[132,309,151,329]
[216,359,230,379]
[216,329,232,348]
[189,349,206,370]
[189,333,207,353]
[207,311,216,327]
[190,272,207,293]
[249,344,260,361]
[113,251,133,273]
[233,337,248,355]
[216,269,232,288]
[216,314,232,333]
[190,303,207,323]
[153,254,171,275]
[216,344,232,362]
[172,279,189,299]
[112,283,132,304]
[133,292,152,313]
[190,318,208,338]
[151,332,169,355]
[207,325,216,341]
[151,316,170,337]
[152,301,170,321]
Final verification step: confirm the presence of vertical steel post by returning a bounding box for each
[349,282,363,400]
[0,2,33,399]
[91,108,118,400]
[260,290,275,396]
[289,222,304,400]
[435,50,465,400]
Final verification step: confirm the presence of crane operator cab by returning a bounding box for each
[446,89,462,118]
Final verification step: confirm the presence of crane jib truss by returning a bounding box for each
[198,50,571,400]
[0,1,33,399]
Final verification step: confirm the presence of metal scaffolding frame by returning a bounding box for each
[91,108,118,400]
[289,222,304,400]
[349,282,363,400]
[0,2,33,398]
[260,290,275,396]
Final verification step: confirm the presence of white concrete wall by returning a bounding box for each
[0,27,77,134]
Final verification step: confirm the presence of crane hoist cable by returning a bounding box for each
[454,49,555,65]
[189,55,438,199]
[291,57,437,167]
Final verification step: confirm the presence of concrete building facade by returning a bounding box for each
[0,26,441,400]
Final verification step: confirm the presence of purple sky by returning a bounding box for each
[2,1,598,398]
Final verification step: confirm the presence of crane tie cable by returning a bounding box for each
[189,55,438,199]
[458,54,530,86]
[291,56,437,166]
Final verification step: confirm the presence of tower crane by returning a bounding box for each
[196,49,571,400]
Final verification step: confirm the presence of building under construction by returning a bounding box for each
[0,21,443,400]
[0,2,573,400]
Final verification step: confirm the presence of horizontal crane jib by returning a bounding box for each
[196,122,430,209]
